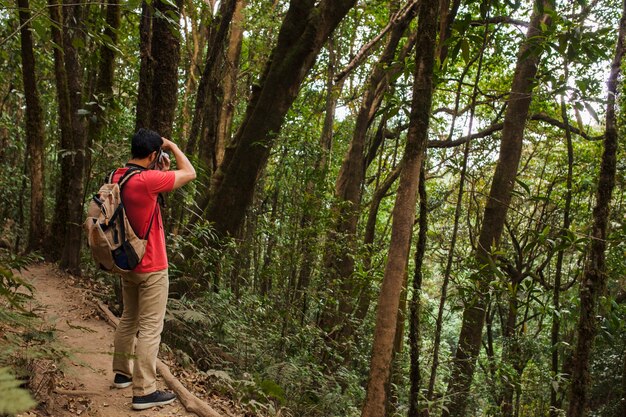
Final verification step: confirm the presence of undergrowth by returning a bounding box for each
[160,223,367,417]
[0,250,67,416]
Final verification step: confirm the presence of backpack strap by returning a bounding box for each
[115,167,159,240]
[117,168,142,190]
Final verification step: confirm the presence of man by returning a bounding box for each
[110,128,196,410]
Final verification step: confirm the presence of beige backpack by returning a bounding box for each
[83,168,156,273]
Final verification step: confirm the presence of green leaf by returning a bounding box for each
[515,178,531,195]
[583,102,599,123]
[0,368,37,414]
[460,38,470,64]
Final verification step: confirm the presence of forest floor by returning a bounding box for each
[14,263,245,417]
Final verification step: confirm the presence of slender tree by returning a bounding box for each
[408,166,428,417]
[48,0,72,260]
[60,9,87,273]
[442,2,554,416]
[567,2,625,415]
[361,0,439,415]
[16,0,45,252]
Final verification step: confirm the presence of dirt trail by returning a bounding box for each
[18,263,217,417]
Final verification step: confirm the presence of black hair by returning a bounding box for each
[131,128,163,159]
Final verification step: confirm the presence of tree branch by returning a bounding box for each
[428,112,603,148]
[470,16,529,27]
[334,0,418,83]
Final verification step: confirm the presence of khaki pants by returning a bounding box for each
[112,269,168,396]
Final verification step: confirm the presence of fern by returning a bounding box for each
[0,367,36,415]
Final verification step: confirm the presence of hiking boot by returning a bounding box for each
[113,373,132,388]
[132,390,176,410]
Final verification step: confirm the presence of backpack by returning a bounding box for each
[83,168,157,273]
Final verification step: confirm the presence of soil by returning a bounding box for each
[15,263,241,417]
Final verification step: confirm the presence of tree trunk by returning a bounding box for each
[95,0,120,99]
[621,350,626,416]
[436,0,461,65]
[149,0,183,137]
[203,0,357,238]
[550,89,574,417]
[86,0,121,189]
[16,0,46,252]
[360,0,439,415]
[189,0,238,216]
[179,0,206,140]
[216,0,246,166]
[409,166,427,417]
[566,3,625,415]
[320,1,418,345]
[354,163,402,325]
[442,2,554,416]
[48,0,73,261]
[58,4,89,275]
[135,1,153,131]
[500,282,521,417]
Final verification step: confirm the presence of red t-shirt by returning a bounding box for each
[112,167,175,273]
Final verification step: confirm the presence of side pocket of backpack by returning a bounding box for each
[85,217,115,270]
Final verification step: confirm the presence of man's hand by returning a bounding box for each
[160,137,196,189]
[161,138,176,152]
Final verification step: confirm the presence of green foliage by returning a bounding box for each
[0,367,36,415]
[1,0,626,415]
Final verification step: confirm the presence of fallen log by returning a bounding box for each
[96,301,224,417]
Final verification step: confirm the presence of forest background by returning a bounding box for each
[0,0,625,416]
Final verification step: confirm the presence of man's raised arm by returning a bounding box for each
[161,138,196,190]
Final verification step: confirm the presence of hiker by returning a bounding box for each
[110,128,196,410]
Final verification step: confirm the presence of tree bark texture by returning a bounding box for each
[409,166,427,417]
[16,0,46,252]
[436,0,461,65]
[95,0,120,99]
[188,0,237,216]
[320,1,418,344]
[149,0,183,138]
[86,0,121,183]
[135,1,153,131]
[442,2,554,416]
[48,0,73,260]
[216,0,246,167]
[566,2,625,415]
[360,0,439,415]
[203,0,357,238]
[550,92,574,417]
[60,3,89,275]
